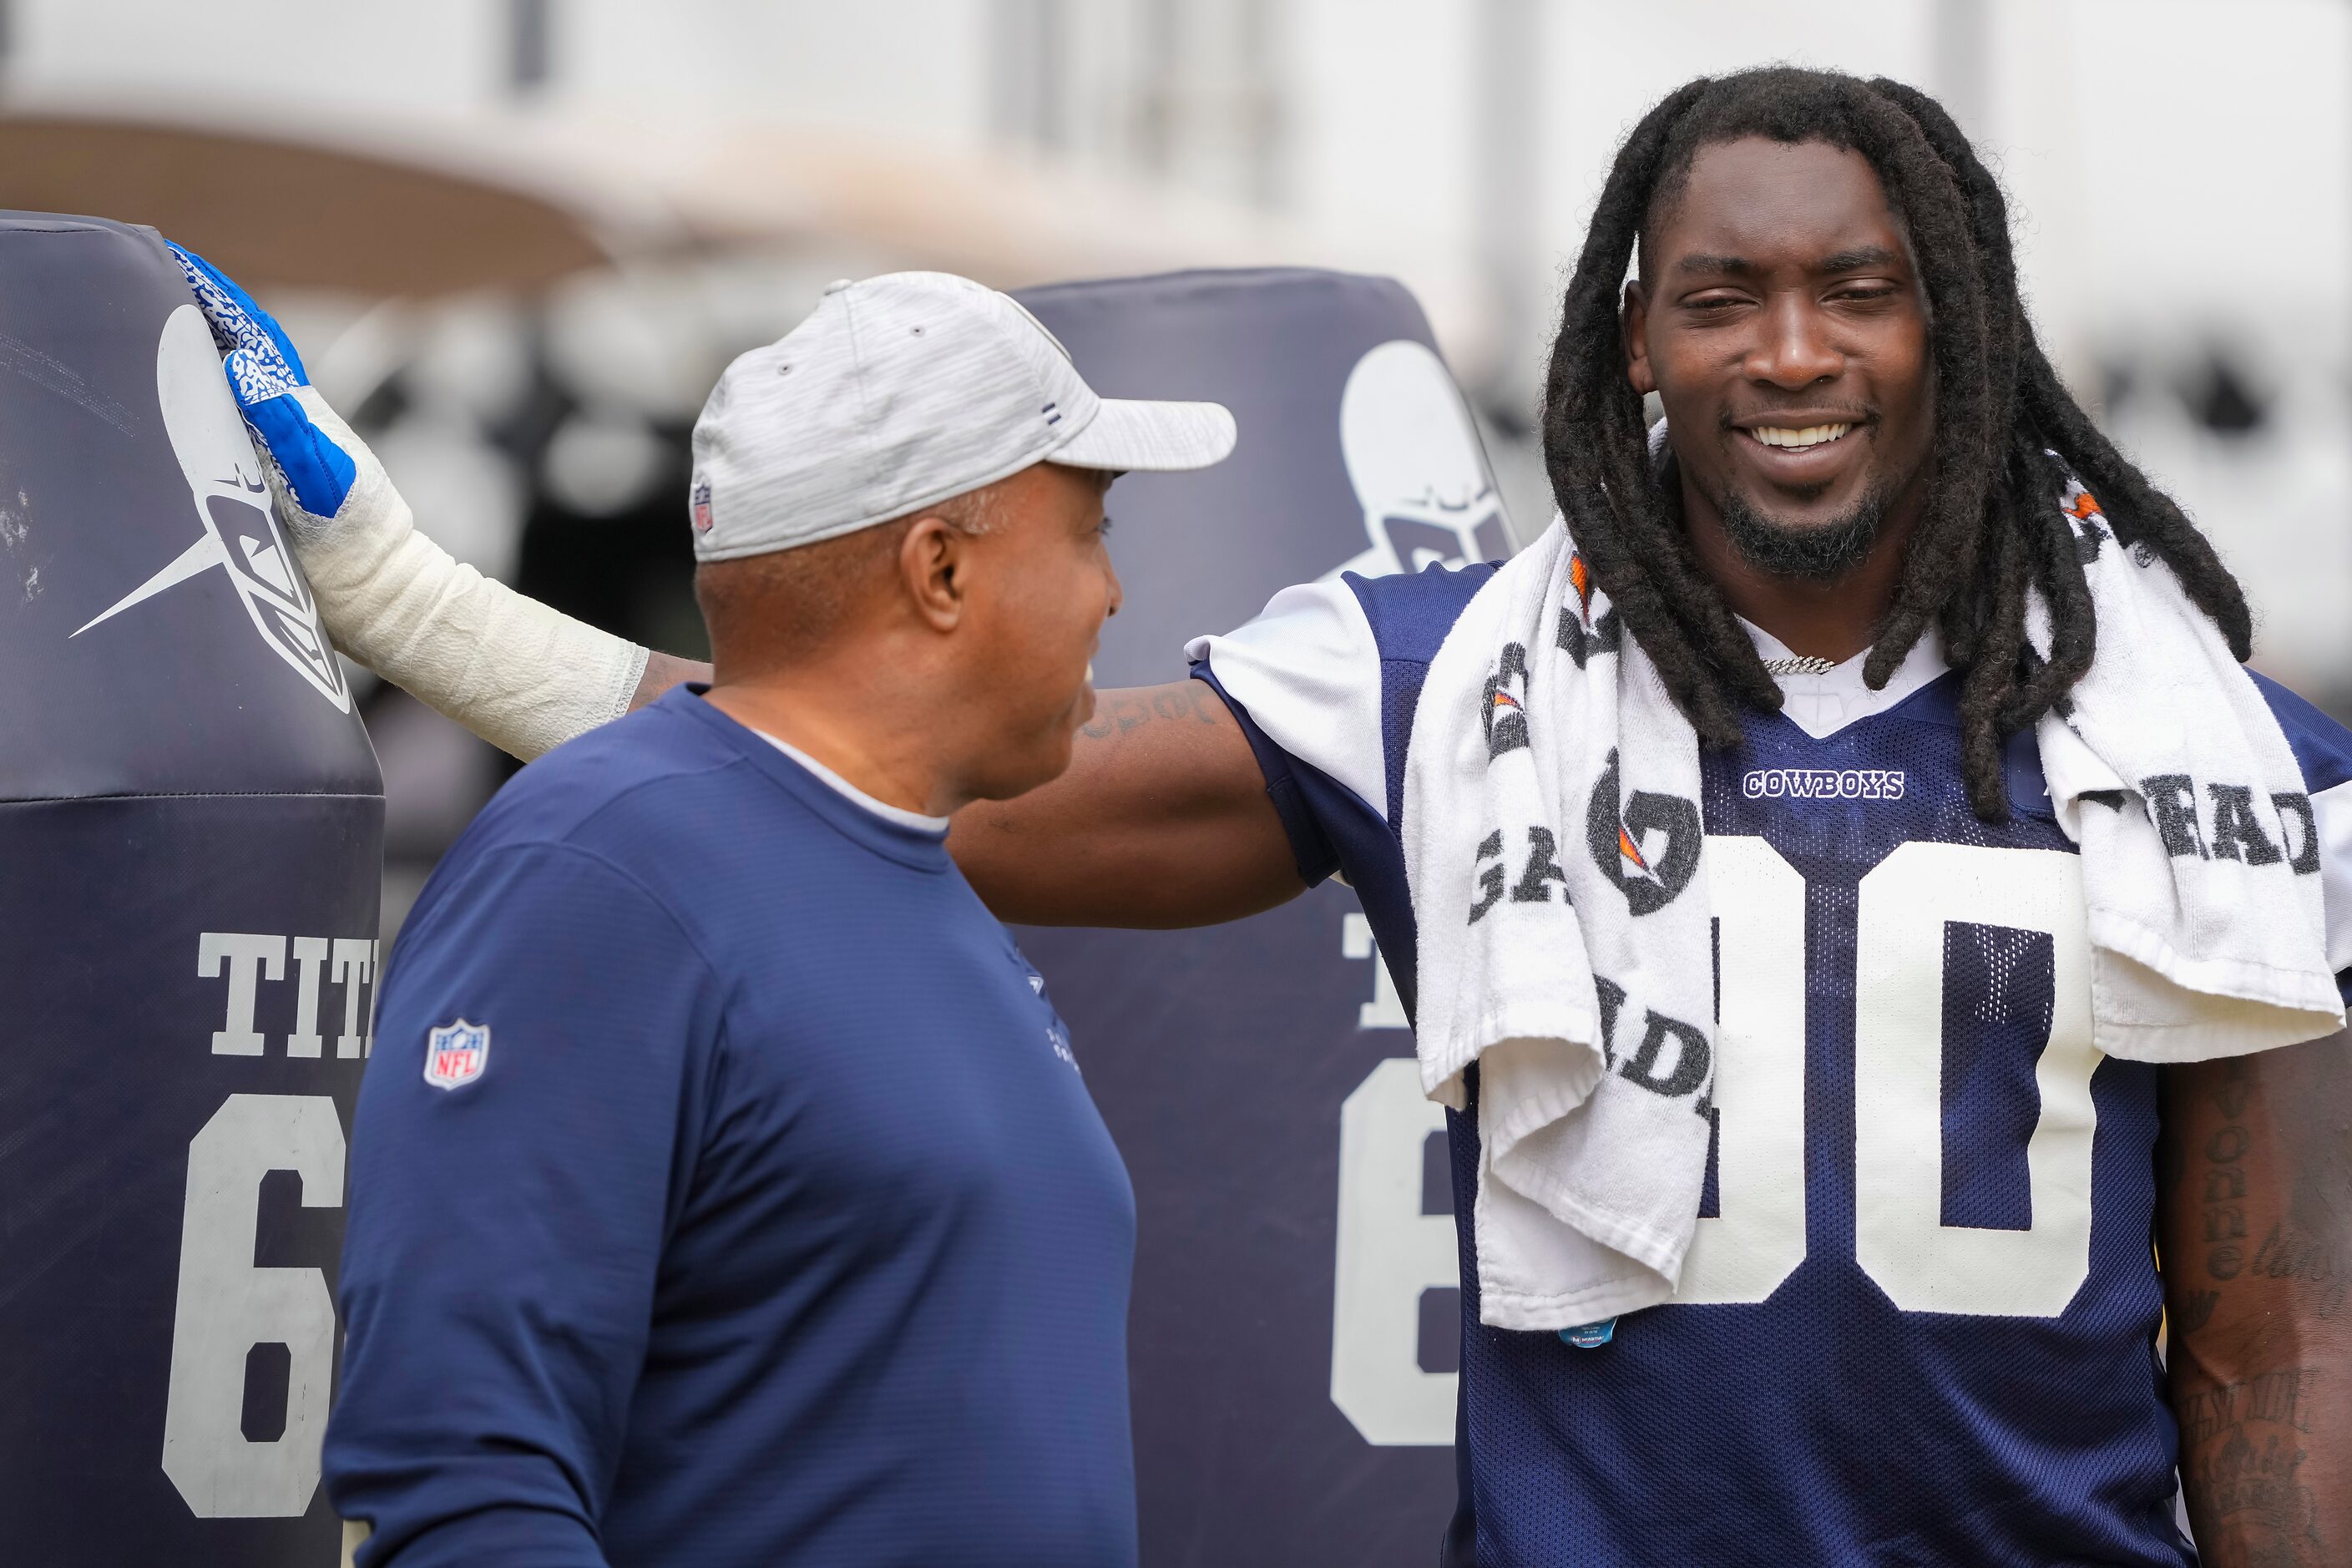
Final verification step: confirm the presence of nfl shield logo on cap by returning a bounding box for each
[424,1019,490,1090]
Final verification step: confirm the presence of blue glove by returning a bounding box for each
[162,240,650,761]
[169,242,359,518]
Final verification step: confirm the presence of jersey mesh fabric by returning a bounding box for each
[1182,560,2352,1566]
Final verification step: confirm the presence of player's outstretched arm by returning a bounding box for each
[621,654,1300,928]
[634,649,713,707]
[621,646,1305,930]
[173,245,1300,929]
[950,680,1303,928]
[171,245,649,760]
[2160,1034,2352,1565]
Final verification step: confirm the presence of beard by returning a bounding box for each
[1716,478,1897,584]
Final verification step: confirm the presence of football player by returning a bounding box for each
[191,68,2350,1568]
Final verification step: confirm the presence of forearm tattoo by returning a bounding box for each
[2173,1046,2352,1565]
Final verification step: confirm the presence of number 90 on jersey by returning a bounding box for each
[1330,839,2100,1445]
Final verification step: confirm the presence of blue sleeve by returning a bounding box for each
[326,842,721,1567]
[2250,670,2352,797]
[2249,671,2352,1000]
[1191,657,1435,1017]
[1190,660,1342,887]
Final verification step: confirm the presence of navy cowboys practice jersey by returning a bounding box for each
[1191,562,2352,1567]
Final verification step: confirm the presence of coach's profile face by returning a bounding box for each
[923,460,1122,802]
[1622,135,1935,554]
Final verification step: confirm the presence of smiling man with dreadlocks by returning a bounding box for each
[195,64,2352,1568]
[991,67,2352,1566]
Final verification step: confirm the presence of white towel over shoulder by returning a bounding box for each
[1405,488,2342,1333]
[2036,476,2343,1056]
[1404,520,1717,1328]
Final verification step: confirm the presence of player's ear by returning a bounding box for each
[898,513,968,633]
[1622,281,1657,397]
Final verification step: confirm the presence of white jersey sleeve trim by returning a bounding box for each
[1186,579,1393,822]
[2311,776,2352,976]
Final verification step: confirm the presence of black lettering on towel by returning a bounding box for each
[2206,783,2282,866]
[1469,831,1505,924]
[1616,1009,1712,1100]
[2141,774,2206,859]
[2273,792,2322,874]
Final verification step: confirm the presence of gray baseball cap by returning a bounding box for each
[687,271,1237,561]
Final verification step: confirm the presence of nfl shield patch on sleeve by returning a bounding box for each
[424,1019,490,1090]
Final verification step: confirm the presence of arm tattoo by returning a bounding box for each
[1077,683,1230,743]
[2169,1039,2352,1565]
[2209,1052,2350,1314]
[2199,1059,2254,1287]
[2180,1367,2329,1559]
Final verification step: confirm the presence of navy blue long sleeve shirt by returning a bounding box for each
[325,686,1140,1567]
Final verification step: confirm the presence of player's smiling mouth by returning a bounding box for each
[1721,412,1875,483]
[1743,422,1851,449]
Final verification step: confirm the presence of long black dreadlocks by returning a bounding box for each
[1542,67,2253,818]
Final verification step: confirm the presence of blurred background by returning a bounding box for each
[0,0,2342,933]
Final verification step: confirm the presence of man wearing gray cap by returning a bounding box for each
[285,268,1234,1568]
